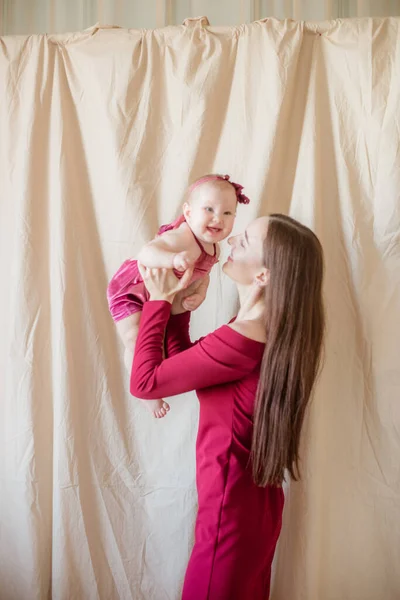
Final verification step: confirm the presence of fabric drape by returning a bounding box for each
[0,16,399,600]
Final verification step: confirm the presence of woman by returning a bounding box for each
[130,214,325,599]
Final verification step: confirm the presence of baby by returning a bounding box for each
[107,174,250,418]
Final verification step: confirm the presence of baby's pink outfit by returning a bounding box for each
[107,215,218,322]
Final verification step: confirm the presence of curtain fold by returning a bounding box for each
[0,16,399,600]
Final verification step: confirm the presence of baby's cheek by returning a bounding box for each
[225,221,235,235]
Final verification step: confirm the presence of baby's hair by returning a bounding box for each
[186,173,250,205]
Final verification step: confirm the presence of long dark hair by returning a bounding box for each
[251,214,325,487]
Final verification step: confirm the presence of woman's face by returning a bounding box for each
[223,217,269,285]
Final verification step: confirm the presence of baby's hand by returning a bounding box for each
[173,251,195,272]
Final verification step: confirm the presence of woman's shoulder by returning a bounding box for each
[226,319,267,344]
[198,322,264,368]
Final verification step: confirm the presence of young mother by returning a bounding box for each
[130,214,325,600]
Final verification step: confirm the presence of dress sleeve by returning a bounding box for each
[164,311,237,357]
[164,312,195,357]
[130,301,259,400]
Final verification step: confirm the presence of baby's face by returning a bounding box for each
[183,182,237,245]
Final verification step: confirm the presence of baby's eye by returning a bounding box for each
[204,207,214,212]
[224,211,233,216]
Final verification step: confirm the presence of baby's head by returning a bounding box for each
[183,174,250,245]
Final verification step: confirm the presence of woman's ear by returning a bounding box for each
[254,268,269,288]
[183,202,191,220]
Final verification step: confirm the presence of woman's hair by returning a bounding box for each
[251,214,325,487]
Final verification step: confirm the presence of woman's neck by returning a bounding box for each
[236,283,266,324]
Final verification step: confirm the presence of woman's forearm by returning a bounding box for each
[164,312,194,357]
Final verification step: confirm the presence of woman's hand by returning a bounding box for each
[138,263,193,303]
[171,275,210,315]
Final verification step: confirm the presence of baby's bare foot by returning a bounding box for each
[141,398,170,419]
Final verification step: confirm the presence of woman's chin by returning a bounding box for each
[222,259,233,276]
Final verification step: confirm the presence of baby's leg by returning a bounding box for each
[116,313,170,418]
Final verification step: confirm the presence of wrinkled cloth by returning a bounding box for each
[1,17,400,600]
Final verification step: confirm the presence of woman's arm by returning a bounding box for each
[130,301,257,400]
[164,312,194,357]
[164,275,210,356]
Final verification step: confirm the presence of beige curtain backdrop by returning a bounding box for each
[1,14,400,600]
[1,0,400,34]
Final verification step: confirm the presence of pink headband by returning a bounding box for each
[189,174,250,205]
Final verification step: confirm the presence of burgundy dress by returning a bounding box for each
[107,215,218,322]
[130,301,284,600]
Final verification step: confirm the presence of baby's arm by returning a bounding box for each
[137,223,201,270]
